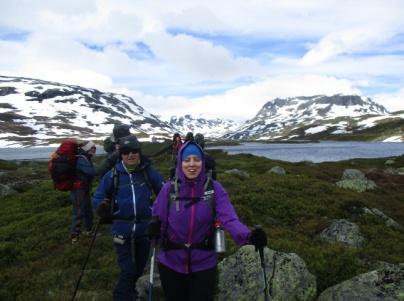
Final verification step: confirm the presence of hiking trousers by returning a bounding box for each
[70,188,93,235]
[158,263,217,301]
[113,235,150,301]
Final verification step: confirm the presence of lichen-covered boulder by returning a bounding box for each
[397,167,404,175]
[267,166,286,175]
[0,171,23,197]
[224,169,250,179]
[336,169,377,192]
[363,207,404,232]
[319,219,365,248]
[217,245,316,301]
[136,272,164,301]
[0,183,17,197]
[317,263,404,301]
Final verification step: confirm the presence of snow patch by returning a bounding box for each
[305,125,328,134]
[383,136,403,142]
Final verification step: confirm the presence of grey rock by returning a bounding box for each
[217,245,317,301]
[336,169,377,192]
[136,272,164,301]
[363,207,404,232]
[268,166,286,175]
[224,169,250,179]
[397,167,404,175]
[317,263,404,301]
[0,184,17,197]
[319,219,365,248]
[384,167,399,175]
[385,159,396,165]
[340,169,366,181]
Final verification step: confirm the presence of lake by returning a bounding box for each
[207,141,404,163]
[0,141,403,162]
[0,145,105,161]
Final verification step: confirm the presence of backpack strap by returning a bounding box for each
[108,167,119,216]
[203,175,216,221]
[142,168,156,205]
[168,176,215,214]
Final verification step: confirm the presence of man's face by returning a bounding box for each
[121,148,140,166]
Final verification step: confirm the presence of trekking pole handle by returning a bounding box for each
[254,224,269,301]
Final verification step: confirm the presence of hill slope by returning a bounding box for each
[0,75,176,147]
[224,95,403,141]
[0,150,403,300]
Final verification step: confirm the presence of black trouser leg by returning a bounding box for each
[158,263,217,301]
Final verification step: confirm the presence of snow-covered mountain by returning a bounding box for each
[168,114,239,138]
[224,95,403,141]
[1,75,403,147]
[0,75,177,147]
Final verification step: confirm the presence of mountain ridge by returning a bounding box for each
[1,75,403,146]
[224,94,403,141]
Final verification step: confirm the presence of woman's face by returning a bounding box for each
[182,155,202,179]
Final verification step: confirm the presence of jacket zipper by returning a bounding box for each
[123,162,137,233]
[129,173,137,232]
[185,181,196,273]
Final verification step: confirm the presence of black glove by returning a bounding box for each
[147,217,161,240]
[96,198,113,224]
[250,226,267,251]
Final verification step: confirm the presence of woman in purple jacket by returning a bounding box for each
[148,141,267,301]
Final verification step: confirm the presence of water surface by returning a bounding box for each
[207,141,404,163]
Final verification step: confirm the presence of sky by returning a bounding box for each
[1,0,404,122]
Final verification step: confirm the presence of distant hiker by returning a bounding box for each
[167,133,183,179]
[194,133,217,180]
[172,133,183,161]
[70,140,97,244]
[98,124,132,177]
[92,135,164,301]
[184,131,194,143]
[147,141,267,301]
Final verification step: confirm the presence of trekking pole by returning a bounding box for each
[255,225,270,301]
[71,220,100,301]
[148,239,157,301]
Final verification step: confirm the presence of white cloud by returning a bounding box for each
[373,89,404,112]
[144,31,265,81]
[135,74,361,121]
[300,27,395,65]
[1,0,404,122]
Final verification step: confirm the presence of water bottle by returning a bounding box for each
[214,221,226,253]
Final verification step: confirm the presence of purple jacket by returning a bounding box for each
[152,141,251,274]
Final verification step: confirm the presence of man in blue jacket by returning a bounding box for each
[93,135,164,301]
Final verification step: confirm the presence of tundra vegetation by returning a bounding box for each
[0,142,403,300]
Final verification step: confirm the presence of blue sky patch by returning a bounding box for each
[81,42,104,52]
[125,42,154,60]
[0,29,30,41]
[167,28,309,58]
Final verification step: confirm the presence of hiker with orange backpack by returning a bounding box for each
[70,140,98,244]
